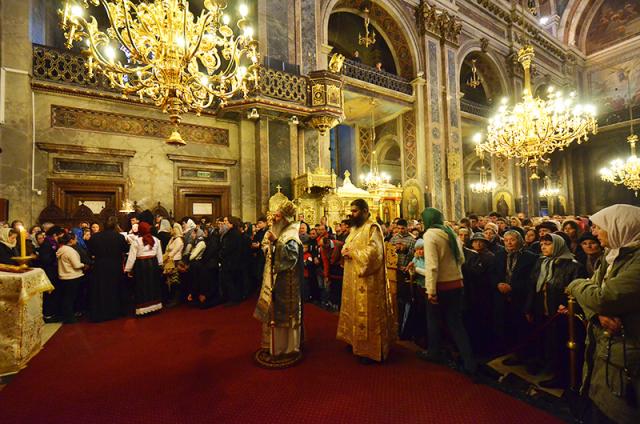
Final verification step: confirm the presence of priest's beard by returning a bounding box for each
[351,213,368,228]
[271,219,289,238]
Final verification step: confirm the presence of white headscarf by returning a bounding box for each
[0,228,16,249]
[159,219,171,233]
[590,204,640,265]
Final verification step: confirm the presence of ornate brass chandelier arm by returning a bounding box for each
[121,0,142,57]
[186,13,214,63]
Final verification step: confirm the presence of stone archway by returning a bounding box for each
[320,0,421,78]
[457,43,509,104]
[375,135,402,184]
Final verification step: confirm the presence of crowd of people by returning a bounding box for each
[1,203,639,422]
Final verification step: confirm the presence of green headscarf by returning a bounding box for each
[421,207,462,263]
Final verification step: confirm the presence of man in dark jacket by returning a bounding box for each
[493,230,538,361]
[219,216,244,305]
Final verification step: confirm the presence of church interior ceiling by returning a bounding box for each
[342,90,410,127]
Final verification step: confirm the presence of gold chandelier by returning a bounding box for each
[599,70,640,195]
[469,149,496,193]
[60,0,260,146]
[358,7,376,48]
[466,59,481,89]
[539,176,560,198]
[359,100,390,189]
[475,44,597,178]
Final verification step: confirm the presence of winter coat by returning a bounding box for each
[526,257,586,317]
[567,245,640,424]
[493,249,538,308]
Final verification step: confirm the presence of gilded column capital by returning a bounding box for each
[416,1,462,46]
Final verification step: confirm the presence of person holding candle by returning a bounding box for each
[0,228,19,265]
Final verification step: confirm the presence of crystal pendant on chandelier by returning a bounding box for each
[60,0,260,146]
[475,44,598,179]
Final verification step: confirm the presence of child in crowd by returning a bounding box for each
[407,239,427,347]
[302,242,313,302]
[56,233,86,324]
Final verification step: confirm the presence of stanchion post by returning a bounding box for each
[567,295,578,390]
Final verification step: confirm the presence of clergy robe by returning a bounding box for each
[337,219,397,362]
[255,222,303,356]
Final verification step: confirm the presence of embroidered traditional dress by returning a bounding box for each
[125,236,163,315]
[337,219,397,361]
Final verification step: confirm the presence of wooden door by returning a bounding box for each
[45,179,125,226]
[175,185,230,221]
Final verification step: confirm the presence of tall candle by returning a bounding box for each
[19,227,26,258]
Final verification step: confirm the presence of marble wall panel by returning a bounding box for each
[304,129,319,172]
[267,0,290,63]
[268,120,292,197]
[402,112,417,179]
[432,144,443,212]
[428,41,440,124]
[301,0,317,74]
[447,49,459,129]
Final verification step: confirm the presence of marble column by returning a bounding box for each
[412,76,427,189]
[239,119,257,222]
[254,117,270,215]
[424,36,446,214]
[443,46,465,220]
[0,0,37,223]
[289,120,299,178]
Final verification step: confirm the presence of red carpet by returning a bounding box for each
[0,301,563,423]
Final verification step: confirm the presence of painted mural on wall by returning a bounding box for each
[586,0,640,55]
[588,58,640,113]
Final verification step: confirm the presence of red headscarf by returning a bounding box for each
[138,221,155,248]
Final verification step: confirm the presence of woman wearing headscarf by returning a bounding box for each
[0,228,18,265]
[567,204,640,424]
[163,223,184,302]
[526,233,586,388]
[157,219,172,252]
[418,208,477,378]
[124,221,163,316]
[576,232,604,278]
[87,216,129,322]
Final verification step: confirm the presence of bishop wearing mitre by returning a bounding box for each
[254,200,304,367]
[338,199,397,364]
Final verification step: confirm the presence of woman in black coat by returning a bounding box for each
[87,216,129,322]
[526,233,586,388]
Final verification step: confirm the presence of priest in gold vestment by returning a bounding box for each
[338,199,397,363]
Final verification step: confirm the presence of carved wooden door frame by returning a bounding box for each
[174,184,231,220]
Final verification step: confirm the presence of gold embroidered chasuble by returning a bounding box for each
[337,219,397,361]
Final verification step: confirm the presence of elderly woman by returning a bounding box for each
[526,233,586,387]
[567,204,640,424]
[0,228,18,265]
